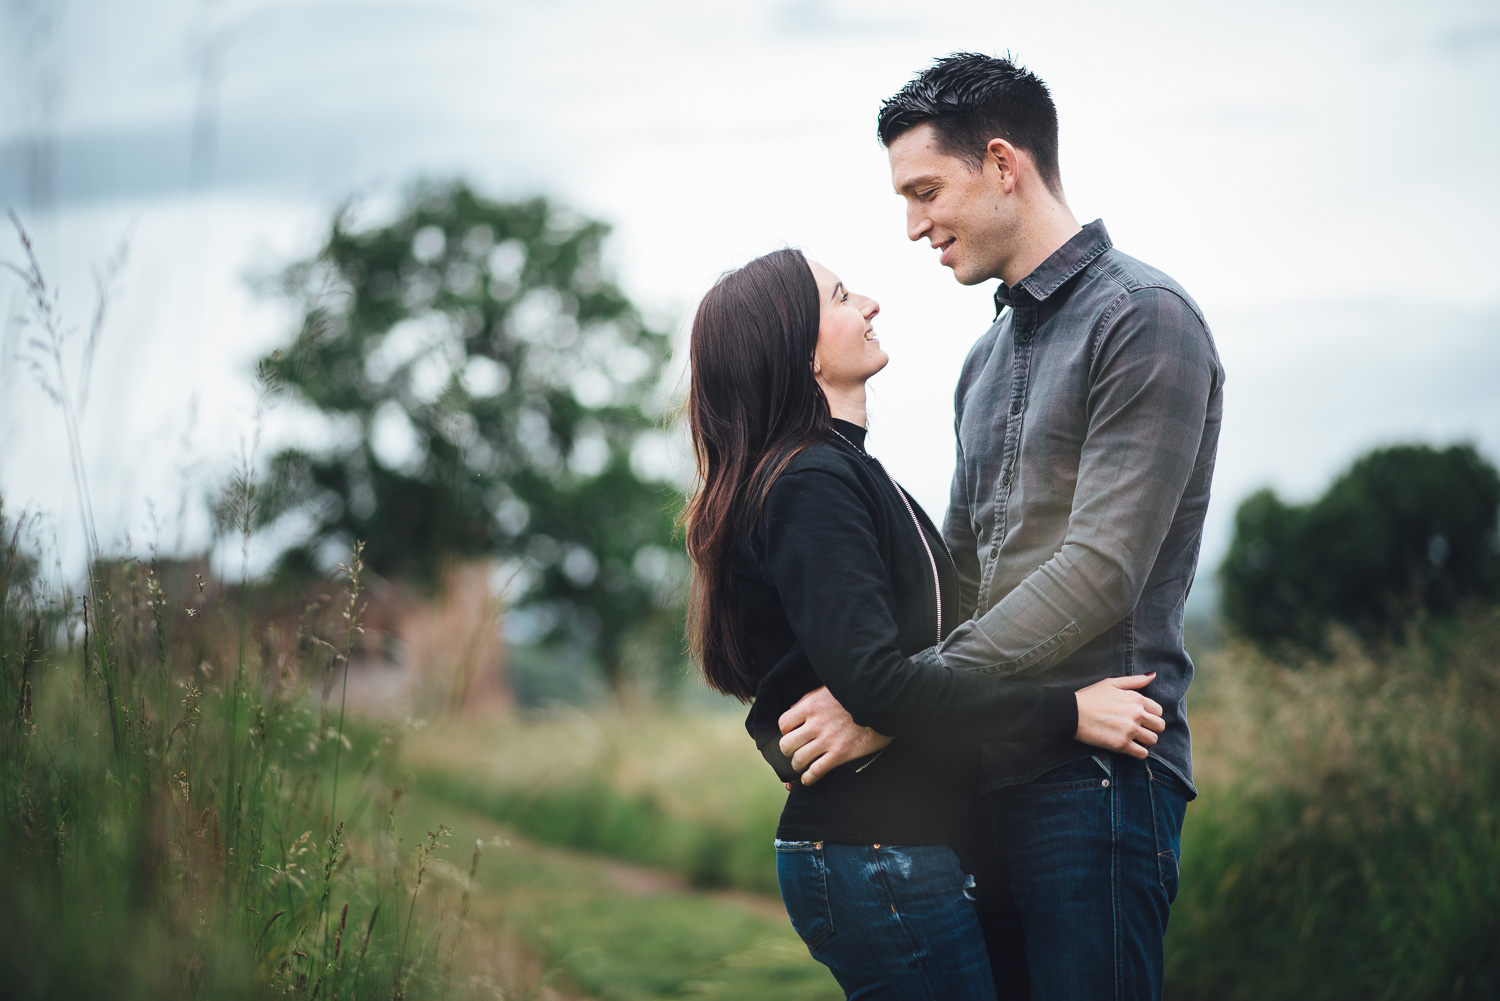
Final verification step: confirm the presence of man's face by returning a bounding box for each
[888,123,1013,286]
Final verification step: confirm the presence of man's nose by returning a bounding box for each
[907,204,930,243]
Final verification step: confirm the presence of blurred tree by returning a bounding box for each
[248,181,685,688]
[1220,443,1500,651]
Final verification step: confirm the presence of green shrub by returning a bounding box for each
[1166,611,1500,1000]
[1221,444,1500,650]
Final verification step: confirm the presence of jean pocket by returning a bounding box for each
[775,840,834,949]
[1021,757,1112,792]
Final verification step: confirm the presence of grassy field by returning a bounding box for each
[406,611,1500,1001]
[0,498,842,999]
[393,791,839,1000]
[406,703,787,896]
[5,462,1497,1001]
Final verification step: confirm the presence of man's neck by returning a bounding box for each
[999,196,1083,288]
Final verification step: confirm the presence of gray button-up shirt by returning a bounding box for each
[910,219,1224,795]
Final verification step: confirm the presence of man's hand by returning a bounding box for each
[777,686,893,787]
[1075,673,1165,759]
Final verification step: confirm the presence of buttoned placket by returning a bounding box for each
[977,298,1037,612]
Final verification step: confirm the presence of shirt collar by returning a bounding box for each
[994,218,1113,316]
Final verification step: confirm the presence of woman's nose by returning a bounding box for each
[862,297,880,320]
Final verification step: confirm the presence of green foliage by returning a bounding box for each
[250,180,685,685]
[0,513,477,999]
[1165,614,1500,1000]
[1221,443,1500,649]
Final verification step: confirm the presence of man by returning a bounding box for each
[777,53,1224,999]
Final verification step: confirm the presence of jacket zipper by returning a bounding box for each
[874,457,943,647]
[828,428,945,646]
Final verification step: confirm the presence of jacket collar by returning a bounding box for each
[994,218,1112,315]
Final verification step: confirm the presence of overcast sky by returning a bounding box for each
[3,0,1499,601]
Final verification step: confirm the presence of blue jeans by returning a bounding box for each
[776,840,998,1001]
[980,754,1190,1001]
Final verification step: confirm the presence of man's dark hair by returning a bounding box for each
[878,52,1063,197]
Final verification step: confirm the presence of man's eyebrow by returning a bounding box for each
[830,281,844,303]
[895,173,941,195]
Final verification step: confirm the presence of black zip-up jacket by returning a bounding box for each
[739,420,1078,845]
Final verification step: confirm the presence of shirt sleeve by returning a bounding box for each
[924,286,1220,677]
[761,465,1077,741]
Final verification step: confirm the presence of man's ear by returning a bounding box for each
[986,138,1021,194]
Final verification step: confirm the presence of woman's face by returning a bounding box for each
[808,261,885,395]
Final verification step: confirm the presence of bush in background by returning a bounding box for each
[1220,444,1500,651]
[1167,611,1500,1000]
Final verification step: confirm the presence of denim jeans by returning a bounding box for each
[776,840,998,1001]
[981,753,1189,1001]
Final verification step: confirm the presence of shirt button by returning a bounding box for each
[1010,403,1021,415]
[1101,779,1111,789]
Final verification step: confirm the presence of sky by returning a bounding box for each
[2,0,1499,606]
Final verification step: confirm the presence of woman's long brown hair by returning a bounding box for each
[683,249,830,700]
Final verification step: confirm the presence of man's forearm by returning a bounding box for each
[918,540,1131,677]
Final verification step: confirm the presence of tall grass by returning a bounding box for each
[0,219,479,1000]
[0,511,496,1000]
[1166,612,1500,1000]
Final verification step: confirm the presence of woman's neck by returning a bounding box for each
[822,382,867,427]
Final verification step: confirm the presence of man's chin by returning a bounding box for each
[949,263,990,287]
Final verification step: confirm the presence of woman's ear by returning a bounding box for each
[811,356,822,376]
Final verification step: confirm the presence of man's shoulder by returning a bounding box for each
[1082,248,1206,326]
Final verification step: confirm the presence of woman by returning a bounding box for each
[683,249,1162,999]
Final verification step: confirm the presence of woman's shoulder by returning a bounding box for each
[775,440,870,486]
[762,442,878,519]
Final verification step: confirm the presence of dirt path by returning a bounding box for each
[399,792,837,1001]
[591,855,787,923]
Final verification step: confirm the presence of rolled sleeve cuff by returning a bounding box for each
[910,644,948,671]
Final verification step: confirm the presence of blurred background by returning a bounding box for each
[2,2,1498,999]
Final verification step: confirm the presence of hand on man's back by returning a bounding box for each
[777,686,893,786]
[1073,674,1166,759]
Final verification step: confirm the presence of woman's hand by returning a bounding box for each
[1075,673,1165,759]
[778,686,894,786]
